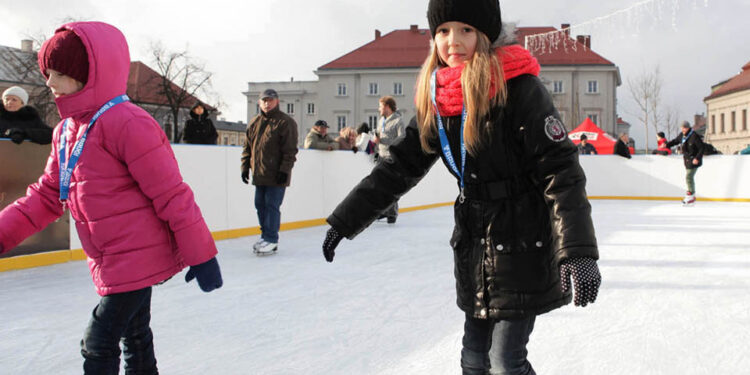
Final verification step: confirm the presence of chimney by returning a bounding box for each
[410,24,418,33]
[576,35,591,49]
[561,24,570,37]
[375,29,381,39]
[21,39,33,52]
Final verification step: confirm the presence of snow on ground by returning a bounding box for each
[1,200,749,374]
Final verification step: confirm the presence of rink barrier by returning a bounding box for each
[0,202,455,272]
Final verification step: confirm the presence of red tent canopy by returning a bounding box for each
[568,118,618,154]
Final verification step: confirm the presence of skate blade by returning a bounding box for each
[255,249,278,256]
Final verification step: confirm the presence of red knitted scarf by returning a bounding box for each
[434,44,540,117]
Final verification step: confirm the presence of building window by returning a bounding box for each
[336,115,347,131]
[368,82,379,96]
[743,109,747,131]
[731,111,736,132]
[587,80,598,94]
[223,136,229,145]
[587,114,599,125]
[337,83,347,96]
[720,113,725,133]
[286,103,294,114]
[711,115,715,134]
[368,115,379,130]
[553,81,564,93]
[307,103,315,115]
[393,82,403,95]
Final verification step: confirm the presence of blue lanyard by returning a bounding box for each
[59,95,130,206]
[381,117,386,134]
[430,69,467,202]
[681,130,693,145]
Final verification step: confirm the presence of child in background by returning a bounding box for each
[0,22,222,375]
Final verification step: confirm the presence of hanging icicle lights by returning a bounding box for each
[524,0,709,55]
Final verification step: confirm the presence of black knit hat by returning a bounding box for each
[427,0,502,42]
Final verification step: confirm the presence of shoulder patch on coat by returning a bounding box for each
[543,116,566,142]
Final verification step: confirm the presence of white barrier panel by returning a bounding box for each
[579,154,750,199]
[70,149,750,249]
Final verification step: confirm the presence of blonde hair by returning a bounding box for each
[415,32,507,155]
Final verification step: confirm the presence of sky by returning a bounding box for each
[1,0,748,148]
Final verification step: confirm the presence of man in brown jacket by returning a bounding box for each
[241,89,298,255]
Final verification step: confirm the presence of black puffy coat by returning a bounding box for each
[0,103,52,144]
[328,75,598,320]
[183,105,218,144]
[666,131,704,169]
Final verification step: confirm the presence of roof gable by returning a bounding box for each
[705,60,750,101]
[127,61,213,110]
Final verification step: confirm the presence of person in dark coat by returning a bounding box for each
[320,1,601,373]
[577,134,597,155]
[183,103,218,144]
[614,132,632,159]
[1,86,52,145]
[665,121,704,204]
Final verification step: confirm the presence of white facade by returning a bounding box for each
[705,89,750,154]
[538,65,621,135]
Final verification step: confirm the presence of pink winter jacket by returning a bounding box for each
[0,22,217,296]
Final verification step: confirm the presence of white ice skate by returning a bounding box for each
[682,191,696,206]
[255,241,278,256]
[252,239,266,254]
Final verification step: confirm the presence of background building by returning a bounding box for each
[704,61,750,154]
[215,119,246,146]
[245,24,621,147]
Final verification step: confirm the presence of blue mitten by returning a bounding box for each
[185,257,223,292]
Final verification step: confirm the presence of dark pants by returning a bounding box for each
[81,287,157,375]
[461,314,536,375]
[254,185,286,243]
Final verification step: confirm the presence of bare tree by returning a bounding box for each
[662,105,681,140]
[148,43,214,142]
[627,65,663,153]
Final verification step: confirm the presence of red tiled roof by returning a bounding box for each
[516,27,615,65]
[318,27,431,70]
[318,25,615,70]
[127,61,213,110]
[704,61,750,101]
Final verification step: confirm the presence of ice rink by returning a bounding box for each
[1,200,748,375]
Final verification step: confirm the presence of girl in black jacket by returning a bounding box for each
[322,1,601,373]
[1,86,52,145]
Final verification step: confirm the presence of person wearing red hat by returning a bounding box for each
[321,0,601,373]
[0,22,223,374]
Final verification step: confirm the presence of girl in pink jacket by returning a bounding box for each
[0,22,222,374]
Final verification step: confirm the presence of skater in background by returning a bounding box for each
[336,126,358,152]
[355,122,377,156]
[374,95,406,224]
[304,119,339,151]
[321,1,601,373]
[0,85,53,144]
[0,22,222,375]
[242,89,299,255]
[666,121,704,204]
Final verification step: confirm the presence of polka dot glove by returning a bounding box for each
[560,257,601,307]
[322,227,344,263]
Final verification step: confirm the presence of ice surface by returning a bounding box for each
[1,200,748,374]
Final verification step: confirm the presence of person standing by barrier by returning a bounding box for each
[304,119,339,151]
[183,103,218,144]
[666,121,704,205]
[614,132,632,159]
[653,131,672,155]
[241,89,299,255]
[1,85,53,144]
[320,1,601,373]
[0,22,222,375]
[374,96,406,223]
[577,134,597,155]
